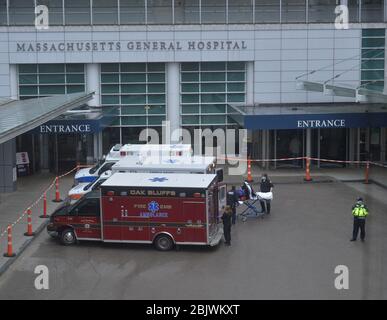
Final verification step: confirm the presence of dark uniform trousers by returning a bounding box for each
[352,217,366,240]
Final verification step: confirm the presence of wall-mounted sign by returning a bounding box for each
[15,40,248,53]
[244,113,387,130]
[39,124,91,134]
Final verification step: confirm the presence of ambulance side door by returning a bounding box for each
[69,198,101,240]
[183,201,206,243]
[218,184,227,215]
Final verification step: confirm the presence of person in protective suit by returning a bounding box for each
[259,174,273,214]
[350,197,369,242]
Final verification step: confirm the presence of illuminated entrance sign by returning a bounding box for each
[297,119,346,128]
[39,124,91,133]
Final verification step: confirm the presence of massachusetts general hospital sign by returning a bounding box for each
[15,40,248,52]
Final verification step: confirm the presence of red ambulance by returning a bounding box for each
[47,172,226,250]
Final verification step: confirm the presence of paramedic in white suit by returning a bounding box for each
[259,174,274,214]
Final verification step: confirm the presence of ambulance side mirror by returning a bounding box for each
[216,169,224,182]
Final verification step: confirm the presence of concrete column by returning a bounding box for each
[0,139,17,193]
[306,128,312,158]
[86,63,100,106]
[9,64,18,100]
[246,61,254,106]
[381,127,386,162]
[166,62,180,143]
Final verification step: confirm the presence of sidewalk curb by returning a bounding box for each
[0,220,49,277]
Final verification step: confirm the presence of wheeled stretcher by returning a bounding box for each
[236,181,273,222]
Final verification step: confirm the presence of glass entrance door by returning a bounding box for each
[319,128,347,167]
[275,129,304,168]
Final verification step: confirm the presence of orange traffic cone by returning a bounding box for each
[3,225,16,257]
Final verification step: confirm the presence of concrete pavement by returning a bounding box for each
[0,180,386,299]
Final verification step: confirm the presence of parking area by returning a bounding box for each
[0,179,386,300]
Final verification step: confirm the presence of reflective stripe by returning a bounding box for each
[352,205,368,217]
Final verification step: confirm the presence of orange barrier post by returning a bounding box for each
[3,225,16,258]
[364,161,370,184]
[24,208,35,237]
[304,157,312,182]
[40,193,49,218]
[247,158,253,182]
[52,177,62,203]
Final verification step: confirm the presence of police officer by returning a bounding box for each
[259,174,273,214]
[222,206,233,246]
[227,186,239,224]
[350,197,369,242]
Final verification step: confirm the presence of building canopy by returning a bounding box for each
[0,92,94,144]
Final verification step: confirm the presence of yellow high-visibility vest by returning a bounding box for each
[352,205,368,217]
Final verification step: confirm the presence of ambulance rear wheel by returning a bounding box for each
[154,234,174,251]
[60,228,76,246]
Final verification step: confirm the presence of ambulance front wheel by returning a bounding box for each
[60,228,77,246]
[154,234,174,251]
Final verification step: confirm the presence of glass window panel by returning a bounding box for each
[121,73,146,82]
[65,0,91,25]
[121,95,147,104]
[148,105,166,114]
[361,70,384,80]
[121,63,146,72]
[110,117,120,126]
[227,83,245,92]
[148,63,165,72]
[201,72,225,81]
[148,84,165,93]
[182,73,199,82]
[255,0,280,23]
[101,64,119,72]
[101,73,119,83]
[66,64,84,73]
[9,0,35,25]
[39,64,65,73]
[19,75,37,85]
[148,94,165,104]
[361,60,385,70]
[93,0,118,24]
[201,83,226,92]
[37,0,64,25]
[362,28,385,37]
[19,65,38,73]
[121,84,146,93]
[182,83,199,92]
[121,106,146,114]
[0,0,7,25]
[227,62,245,70]
[19,86,38,95]
[120,0,145,24]
[121,116,147,126]
[148,73,165,82]
[39,74,65,84]
[227,116,239,124]
[347,0,360,22]
[201,94,226,103]
[228,0,253,23]
[308,0,339,23]
[101,84,120,93]
[181,63,199,71]
[201,0,226,23]
[201,62,226,71]
[282,0,306,23]
[39,85,66,94]
[147,0,172,24]
[67,85,85,93]
[201,115,226,124]
[362,37,385,48]
[362,49,385,59]
[201,104,226,113]
[182,105,199,114]
[66,74,85,83]
[182,94,200,103]
[182,115,200,125]
[361,0,383,22]
[174,0,200,24]
[101,95,120,104]
[361,80,384,91]
[227,72,245,81]
[148,116,165,125]
[227,93,245,102]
